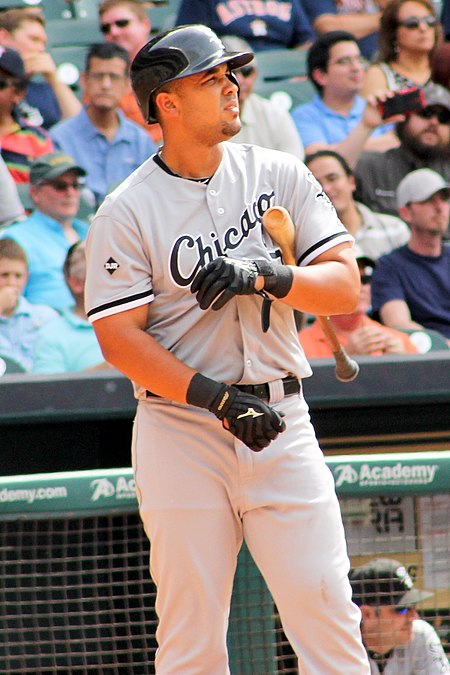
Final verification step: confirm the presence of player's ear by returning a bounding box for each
[155,91,179,119]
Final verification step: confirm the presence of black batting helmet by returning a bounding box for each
[131,24,254,124]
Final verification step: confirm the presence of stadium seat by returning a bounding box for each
[0,353,26,375]
[50,44,86,96]
[255,78,315,112]
[147,2,177,35]
[254,49,315,112]
[0,0,38,9]
[40,0,97,21]
[255,48,309,82]
[46,17,102,48]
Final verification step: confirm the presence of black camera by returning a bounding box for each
[378,87,426,119]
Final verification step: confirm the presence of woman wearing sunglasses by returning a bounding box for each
[361,0,440,98]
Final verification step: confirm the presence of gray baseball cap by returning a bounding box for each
[30,152,87,185]
[396,168,450,208]
[350,558,434,608]
[423,82,450,112]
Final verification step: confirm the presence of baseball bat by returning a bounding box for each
[262,206,359,382]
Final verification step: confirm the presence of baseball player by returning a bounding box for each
[350,558,450,674]
[85,25,370,674]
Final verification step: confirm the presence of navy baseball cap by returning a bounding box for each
[350,558,434,608]
[0,46,25,79]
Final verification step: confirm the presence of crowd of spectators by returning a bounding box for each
[0,0,449,377]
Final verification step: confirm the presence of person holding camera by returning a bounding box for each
[291,31,401,169]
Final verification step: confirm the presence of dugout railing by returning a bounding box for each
[1,453,449,674]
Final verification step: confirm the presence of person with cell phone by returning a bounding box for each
[361,0,439,98]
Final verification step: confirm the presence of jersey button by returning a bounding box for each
[217,207,225,215]
[246,359,252,367]
[209,189,217,196]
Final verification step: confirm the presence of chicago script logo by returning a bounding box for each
[169,191,274,286]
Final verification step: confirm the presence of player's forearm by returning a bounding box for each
[93,316,196,403]
[314,13,381,39]
[283,253,360,316]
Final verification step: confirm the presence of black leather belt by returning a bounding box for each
[146,375,300,401]
[233,375,300,402]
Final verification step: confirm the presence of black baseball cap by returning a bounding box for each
[0,46,25,79]
[350,558,434,609]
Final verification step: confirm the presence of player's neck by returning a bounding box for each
[158,144,223,181]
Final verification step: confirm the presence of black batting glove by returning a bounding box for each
[191,257,293,311]
[191,257,259,310]
[186,373,286,452]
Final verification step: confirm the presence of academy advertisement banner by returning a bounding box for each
[0,452,449,517]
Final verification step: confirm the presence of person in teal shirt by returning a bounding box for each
[1,152,90,311]
[33,241,113,373]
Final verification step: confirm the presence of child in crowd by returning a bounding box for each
[0,237,57,371]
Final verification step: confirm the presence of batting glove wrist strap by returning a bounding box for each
[186,373,224,410]
[186,373,286,452]
[253,260,293,299]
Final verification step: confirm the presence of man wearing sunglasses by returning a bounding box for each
[0,152,89,310]
[356,83,450,216]
[350,558,449,674]
[97,0,161,142]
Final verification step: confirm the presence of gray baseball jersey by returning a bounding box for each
[85,142,352,398]
[369,620,450,674]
